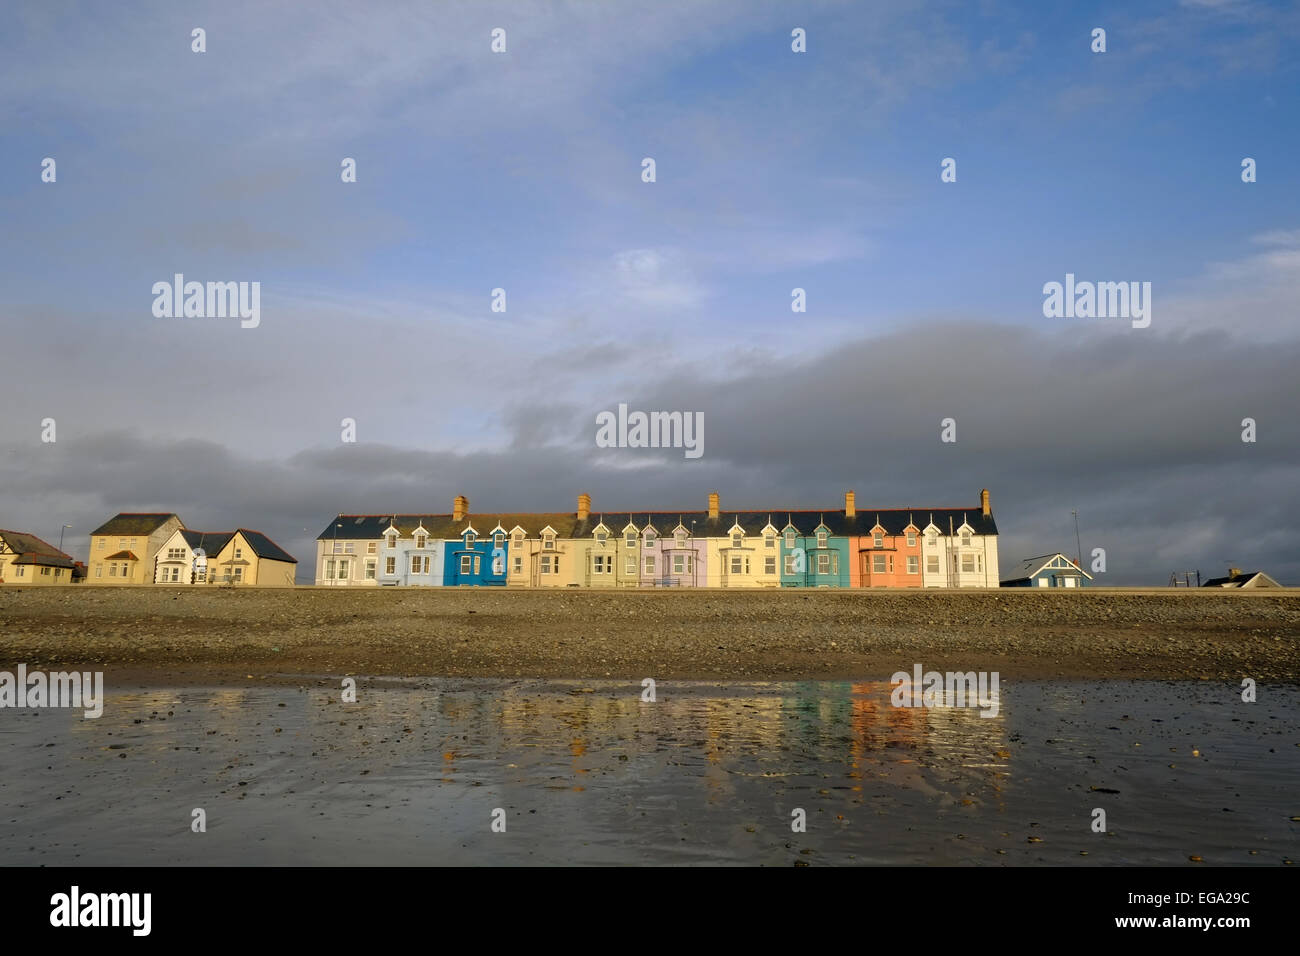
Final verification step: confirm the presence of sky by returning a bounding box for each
[1,0,1297,584]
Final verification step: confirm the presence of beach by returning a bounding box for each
[0,586,1296,684]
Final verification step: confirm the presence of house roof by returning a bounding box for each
[177,530,236,555]
[235,530,297,564]
[104,550,139,561]
[0,530,74,567]
[1008,553,1092,580]
[1202,571,1280,588]
[91,513,181,536]
[318,505,998,540]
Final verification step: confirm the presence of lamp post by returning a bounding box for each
[57,524,72,552]
[333,523,342,585]
[1072,509,1083,568]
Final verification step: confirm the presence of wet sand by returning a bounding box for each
[0,679,1295,865]
[0,586,1297,683]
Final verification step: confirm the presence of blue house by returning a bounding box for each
[443,522,508,587]
[779,514,853,588]
[1000,553,1091,588]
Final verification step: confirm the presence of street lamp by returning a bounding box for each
[57,524,72,552]
[333,523,343,585]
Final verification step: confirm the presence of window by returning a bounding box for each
[731,556,742,574]
[673,554,685,574]
[765,533,775,548]
[345,542,355,553]
[95,564,102,578]
[675,532,686,548]
[466,533,476,547]
[513,556,522,573]
[817,530,828,548]
[764,556,776,574]
[167,547,184,560]
[97,538,105,550]
[644,531,656,546]
[40,566,50,576]
[543,534,555,551]
[540,555,552,574]
[962,553,975,573]
[873,554,887,573]
[473,555,481,574]
[415,534,426,549]
[626,557,636,575]
[130,538,138,548]
[460,555,472,574]
[336,562,348,580]
[625,532,636,548]
[234,567,244,581]
[596,530,607,543]
[494,533,504,547]
[365,560,376,580]
[783,555,797,574]
[873,532,883,548]
[234,547,243,559]
[644,556,655,574]
[332,541,342,554]
[385,557,396,575]
[784,530,795,548]
[906,532,916,547]
[961,531,972,547]
[367,542,376,554]
[108,564,117,577]
[907,556,919,574]
[424,556,431,574]
[592,555,610,574]
[928,533,938,546]
[818,553,831,574]
[731,532,742,548]
[513,532,524,547]
[411,555,422,574]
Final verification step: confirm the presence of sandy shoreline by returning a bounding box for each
[0,585,1297,684]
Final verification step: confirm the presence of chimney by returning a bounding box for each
[453,495,468,522]
[708,492,719,519]
[1228,567,1242,579]
[980,488,991,517]
[845,491,856,518]
[577,493,591,521]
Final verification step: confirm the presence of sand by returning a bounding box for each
[0,585,1296,684]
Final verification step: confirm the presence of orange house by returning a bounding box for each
[853,512,924,588]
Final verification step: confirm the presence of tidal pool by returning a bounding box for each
[0,678,1296,865]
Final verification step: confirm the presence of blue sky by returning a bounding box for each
[1,0,1298,582]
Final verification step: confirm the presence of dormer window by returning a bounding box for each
[466,532,476,547]
[784,529,795,548]
[817,529,828,549]
[765,532,775,548]
[873,532,883,548]
[961,530,972,546]
[386,533,397,550]
[415,534,426,549]
[625,531,636,548]
[906,531,916,547]
[675,531,686,548]
[494,532,504,547]
[543,533,555,551]
[596,530,607,543]
[731,532,742,548]
[512,531,524,547]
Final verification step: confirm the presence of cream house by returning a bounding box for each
[0,530,78,586]
[88,513,184,584]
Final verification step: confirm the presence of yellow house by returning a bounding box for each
[0,530,78,586]
[88,513,184,584]
[706,513,782,588]
[206,530,298,586]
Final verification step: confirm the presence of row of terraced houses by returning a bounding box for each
[315,490,1001,588]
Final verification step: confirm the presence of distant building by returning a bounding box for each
[0,530,78,586]
[1001,553,1092,588]
[88,513,184,584]
[1202,568,1281,589]
[153,528,296,586]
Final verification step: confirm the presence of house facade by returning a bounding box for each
[151,528,296,586]
[88,513,185,584]
[0,530,78,586]
[314,489,1002,589]
[1000,552,1092,588]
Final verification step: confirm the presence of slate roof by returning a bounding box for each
[319,504,998,540]
[0,530,74,567]
[1203,571,1280,588]
[1007,553,1091,579]
[176,530,236,556]
[91,513,181,536]
[235,530,297,564]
